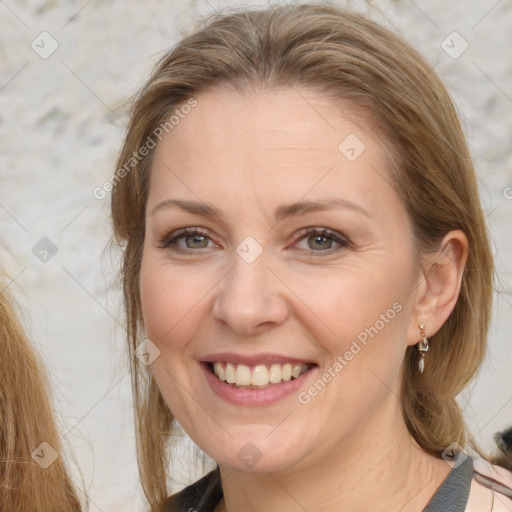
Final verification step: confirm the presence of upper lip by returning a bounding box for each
[201,352,316,366]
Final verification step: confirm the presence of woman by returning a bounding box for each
[110,3,512,511]
[0,274,83,511]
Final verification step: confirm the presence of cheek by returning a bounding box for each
[293,260,412,369]
[139,258,206,351]
[299,271,411,424]
[139,258,209,417]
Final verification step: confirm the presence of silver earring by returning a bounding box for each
[417,323,429,373]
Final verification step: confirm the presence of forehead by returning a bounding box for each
[148,86,397,219]
[155,85,375,160]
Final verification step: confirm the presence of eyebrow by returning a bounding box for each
[150,197,370,223]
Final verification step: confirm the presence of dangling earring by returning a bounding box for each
[417,323,429,373]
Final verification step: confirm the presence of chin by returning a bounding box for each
[205,431,311,475]
[219,452,303,475]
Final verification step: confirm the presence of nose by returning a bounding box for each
[212,247,289,336]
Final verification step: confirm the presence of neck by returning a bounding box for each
[215,402,450,512]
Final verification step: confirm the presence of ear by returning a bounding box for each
[406,230,468,346]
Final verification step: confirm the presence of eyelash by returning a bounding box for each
[158,227,350,256]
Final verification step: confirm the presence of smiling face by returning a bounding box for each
[139,85,424,473]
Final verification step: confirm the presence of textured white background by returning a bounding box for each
[0,0,511,510]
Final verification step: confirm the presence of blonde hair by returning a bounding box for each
[0,277,82,511]
[110,3,497,508]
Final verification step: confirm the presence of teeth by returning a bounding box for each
[282,363,292,381]
[269,364,282,384]
[235,364,251,385]
[216,363,226,381]
[225,362,236,384]
[292,364,302,378]
[251,365,269,386]
[212,362,310,388]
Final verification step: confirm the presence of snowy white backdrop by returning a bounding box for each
[0,0,511,510]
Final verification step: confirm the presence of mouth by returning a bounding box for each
[203,361,317,390]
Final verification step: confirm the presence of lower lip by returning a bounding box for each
[200,362,317,406]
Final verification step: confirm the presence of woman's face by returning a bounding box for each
[140,86,423,473]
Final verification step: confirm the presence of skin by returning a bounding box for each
[140,85,468,512]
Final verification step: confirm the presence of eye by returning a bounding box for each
[294,227,349,254]
[159,228,216,252]
[158,226,350,255]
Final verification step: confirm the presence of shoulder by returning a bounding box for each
[161,467,223,512]
[466,459,512,512]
